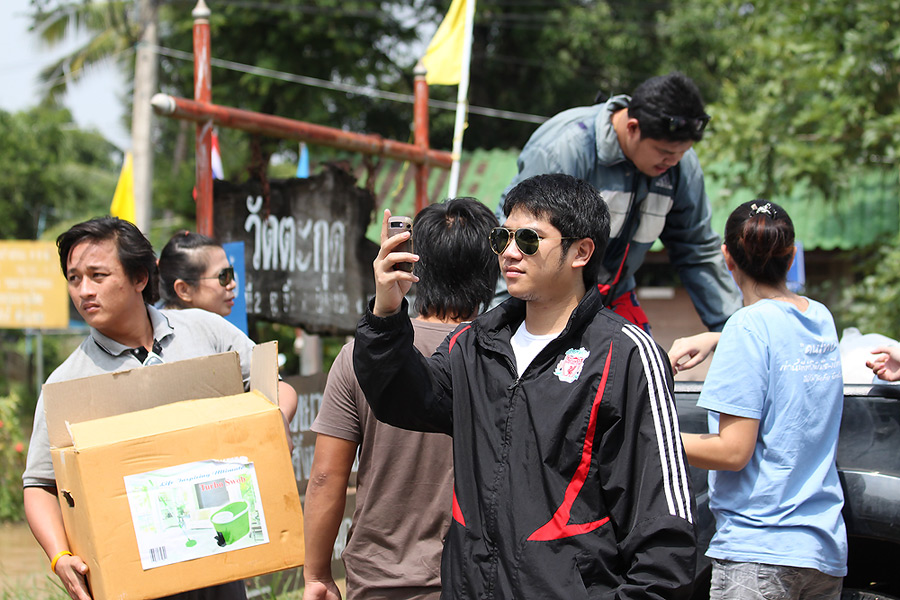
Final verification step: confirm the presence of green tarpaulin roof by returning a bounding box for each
[336,149,898,250]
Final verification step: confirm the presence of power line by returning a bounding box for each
[168,0,438,21]
[150,44,548,124]
[165,0,661,29]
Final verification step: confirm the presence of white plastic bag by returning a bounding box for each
[839,327,899,384]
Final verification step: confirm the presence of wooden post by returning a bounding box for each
[132,0,158,233]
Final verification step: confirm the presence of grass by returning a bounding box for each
[0,575,68,600]
[0,575,345,600]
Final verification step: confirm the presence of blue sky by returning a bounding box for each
[0,0,131,149]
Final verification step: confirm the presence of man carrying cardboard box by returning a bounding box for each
[22,216,298,600]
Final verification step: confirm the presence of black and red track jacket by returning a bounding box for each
[353,285,698,599]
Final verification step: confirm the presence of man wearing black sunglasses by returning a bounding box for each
[499,71,740,334]
[354,174,697,600]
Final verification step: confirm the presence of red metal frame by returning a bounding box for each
[192,1,213,235]
[183,2,447,235]
[413,64,430,214]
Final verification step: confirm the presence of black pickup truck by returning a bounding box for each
[674,381,900,600]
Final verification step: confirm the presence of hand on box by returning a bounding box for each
[55,553,92,600]
[302,579,342,600]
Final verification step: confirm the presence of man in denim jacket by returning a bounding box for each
[499,72,740,332]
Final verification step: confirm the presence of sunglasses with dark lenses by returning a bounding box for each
[489,227,578,256]
[659,112,711,134]
[197,266,235,287]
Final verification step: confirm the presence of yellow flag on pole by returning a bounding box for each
[423,0,468,85]
[110,152,136,224]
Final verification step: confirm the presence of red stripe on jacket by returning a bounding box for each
[452,488,466,526]
[447,325,472,526]
[527,341,614,541]
[448,325,471,353]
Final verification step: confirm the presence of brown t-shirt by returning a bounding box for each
[312,319,456,600]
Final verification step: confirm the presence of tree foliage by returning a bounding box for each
[158,0,442,144]
[28,0,449,223]
[841,241,900,340]
[658,0,900,197]
[451,0,673,150]
[30,0,138,105]
[151,0,450,216]
[25,0,900,222]
[0,106,118,240]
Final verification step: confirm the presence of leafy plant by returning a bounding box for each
[0,391,28,522]
[840,240,900,340]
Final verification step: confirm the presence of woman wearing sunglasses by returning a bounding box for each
[159,230,237,316]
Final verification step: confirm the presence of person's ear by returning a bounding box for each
[721,244,737,272]
[570,238,595,269]
[133,269,149,294]
[625,117,641,138]
[173,279,194,304]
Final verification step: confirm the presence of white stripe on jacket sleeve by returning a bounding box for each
[623,324,693,523]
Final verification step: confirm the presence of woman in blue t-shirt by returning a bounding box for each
[668,200,847,600]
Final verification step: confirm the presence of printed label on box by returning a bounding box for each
[124,458,269,570]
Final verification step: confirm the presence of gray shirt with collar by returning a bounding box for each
[23,305,255,488]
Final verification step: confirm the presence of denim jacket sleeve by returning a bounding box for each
[660,151,742,331]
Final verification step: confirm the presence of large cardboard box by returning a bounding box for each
[44,342,304,600]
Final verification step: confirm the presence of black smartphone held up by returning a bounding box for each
[387,216,414,272]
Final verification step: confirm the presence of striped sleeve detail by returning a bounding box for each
[623,324,693,523]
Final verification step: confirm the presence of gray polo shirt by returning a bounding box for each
[23,305,255,488]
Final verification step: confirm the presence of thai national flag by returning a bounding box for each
[192,131,225,201]
[211,131,225,179]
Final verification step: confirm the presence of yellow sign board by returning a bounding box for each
[0,241,69,329]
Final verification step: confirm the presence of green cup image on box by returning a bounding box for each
[210,500,250,546]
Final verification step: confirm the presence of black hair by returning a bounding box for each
[724,200,795,286]
[412,197,500,320]
[627,72,707,142]
[57,216,159,304]
[502,173,610,287]
[158,230,222,308]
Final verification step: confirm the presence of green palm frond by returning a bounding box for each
[31,0,139,104]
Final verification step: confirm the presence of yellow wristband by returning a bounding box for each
[50,550,73,574]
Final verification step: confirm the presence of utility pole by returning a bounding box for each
[132,0,158,233]
[192,0,214,236]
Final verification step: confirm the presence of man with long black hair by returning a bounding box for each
[303,198,499,600]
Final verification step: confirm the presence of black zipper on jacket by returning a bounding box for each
[482,353,520,599]
[505,357,519,391]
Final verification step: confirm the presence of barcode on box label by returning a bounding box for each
[150,546,168,562]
